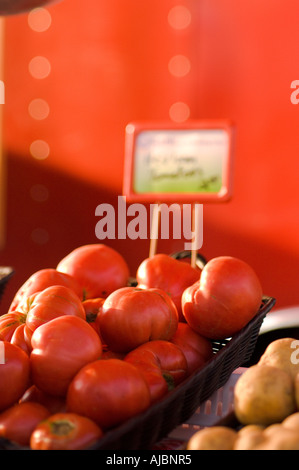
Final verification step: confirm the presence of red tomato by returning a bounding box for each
[67,359,151,429]
[0,341,31,412]
[0,311,27,342]
[0,402,50,446]
[56,244,130,299]
[136,254,201,321]
[170,323,213,374]
[9,268,84,311]
[10,324,32,355]
[30,412,103,450]
[82,297,105,342]
[126,354,168,403]
[24,285,86,333]
[20,384,66,414]
[124,340,188,403]
[182,256,263,339]
[99,286,179,353]
[30,315,102,396]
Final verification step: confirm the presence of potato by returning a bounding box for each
[262,423,284,438]
[186,426,237,450]
[282,411,299,431]
[258,337,299,379]
[234,364,296,426]
[254,426,299,450]
[233,425,265,450]
[237,422,299,450]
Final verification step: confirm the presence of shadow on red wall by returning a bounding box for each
[0,152,144,312]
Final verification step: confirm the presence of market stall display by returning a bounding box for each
[0,244,275,450]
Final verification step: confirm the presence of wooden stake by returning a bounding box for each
[191,204,200,268]
[149,203,160,258]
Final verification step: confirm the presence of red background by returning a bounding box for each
[1,0,299,312]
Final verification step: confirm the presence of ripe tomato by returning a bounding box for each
[82,297,105,343]
[56,243,130,299]
[10,324,32,355]
[170,323,213,374]
[124,340,188,402]
[30,315,102,396]
[20,384,66,414]
[126,353,168,403]
[24,285,86,333]
[30,412,103,450]
[0,402,50,446]
[99,286,179,353]
[0,311,27,342]
[136,253,201,321]
[182,256,263,339]
[9,268,84,312]
[67,359,151,429]
[0,341,31,412]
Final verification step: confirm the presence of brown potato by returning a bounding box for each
[239,424,265,434]
[254,427,299,450]
[234,364,296,426]
[263,423,284,437]
[258,337,299,379]
[282,411,299,431]
[233,425,265,450]
[186,426,237,450]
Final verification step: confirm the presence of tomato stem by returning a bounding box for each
[162,372,175,391]
[50,420,75,436]
[86,312,98,323]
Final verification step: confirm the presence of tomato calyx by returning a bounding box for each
[50,419,75,436]
[162,372,175,391]
[85,312,98,324]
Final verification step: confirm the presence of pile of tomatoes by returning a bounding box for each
[0,244,263,450]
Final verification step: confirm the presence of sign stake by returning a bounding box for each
[149,203,160,258]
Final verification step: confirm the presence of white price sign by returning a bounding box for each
[123,121,234,203]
